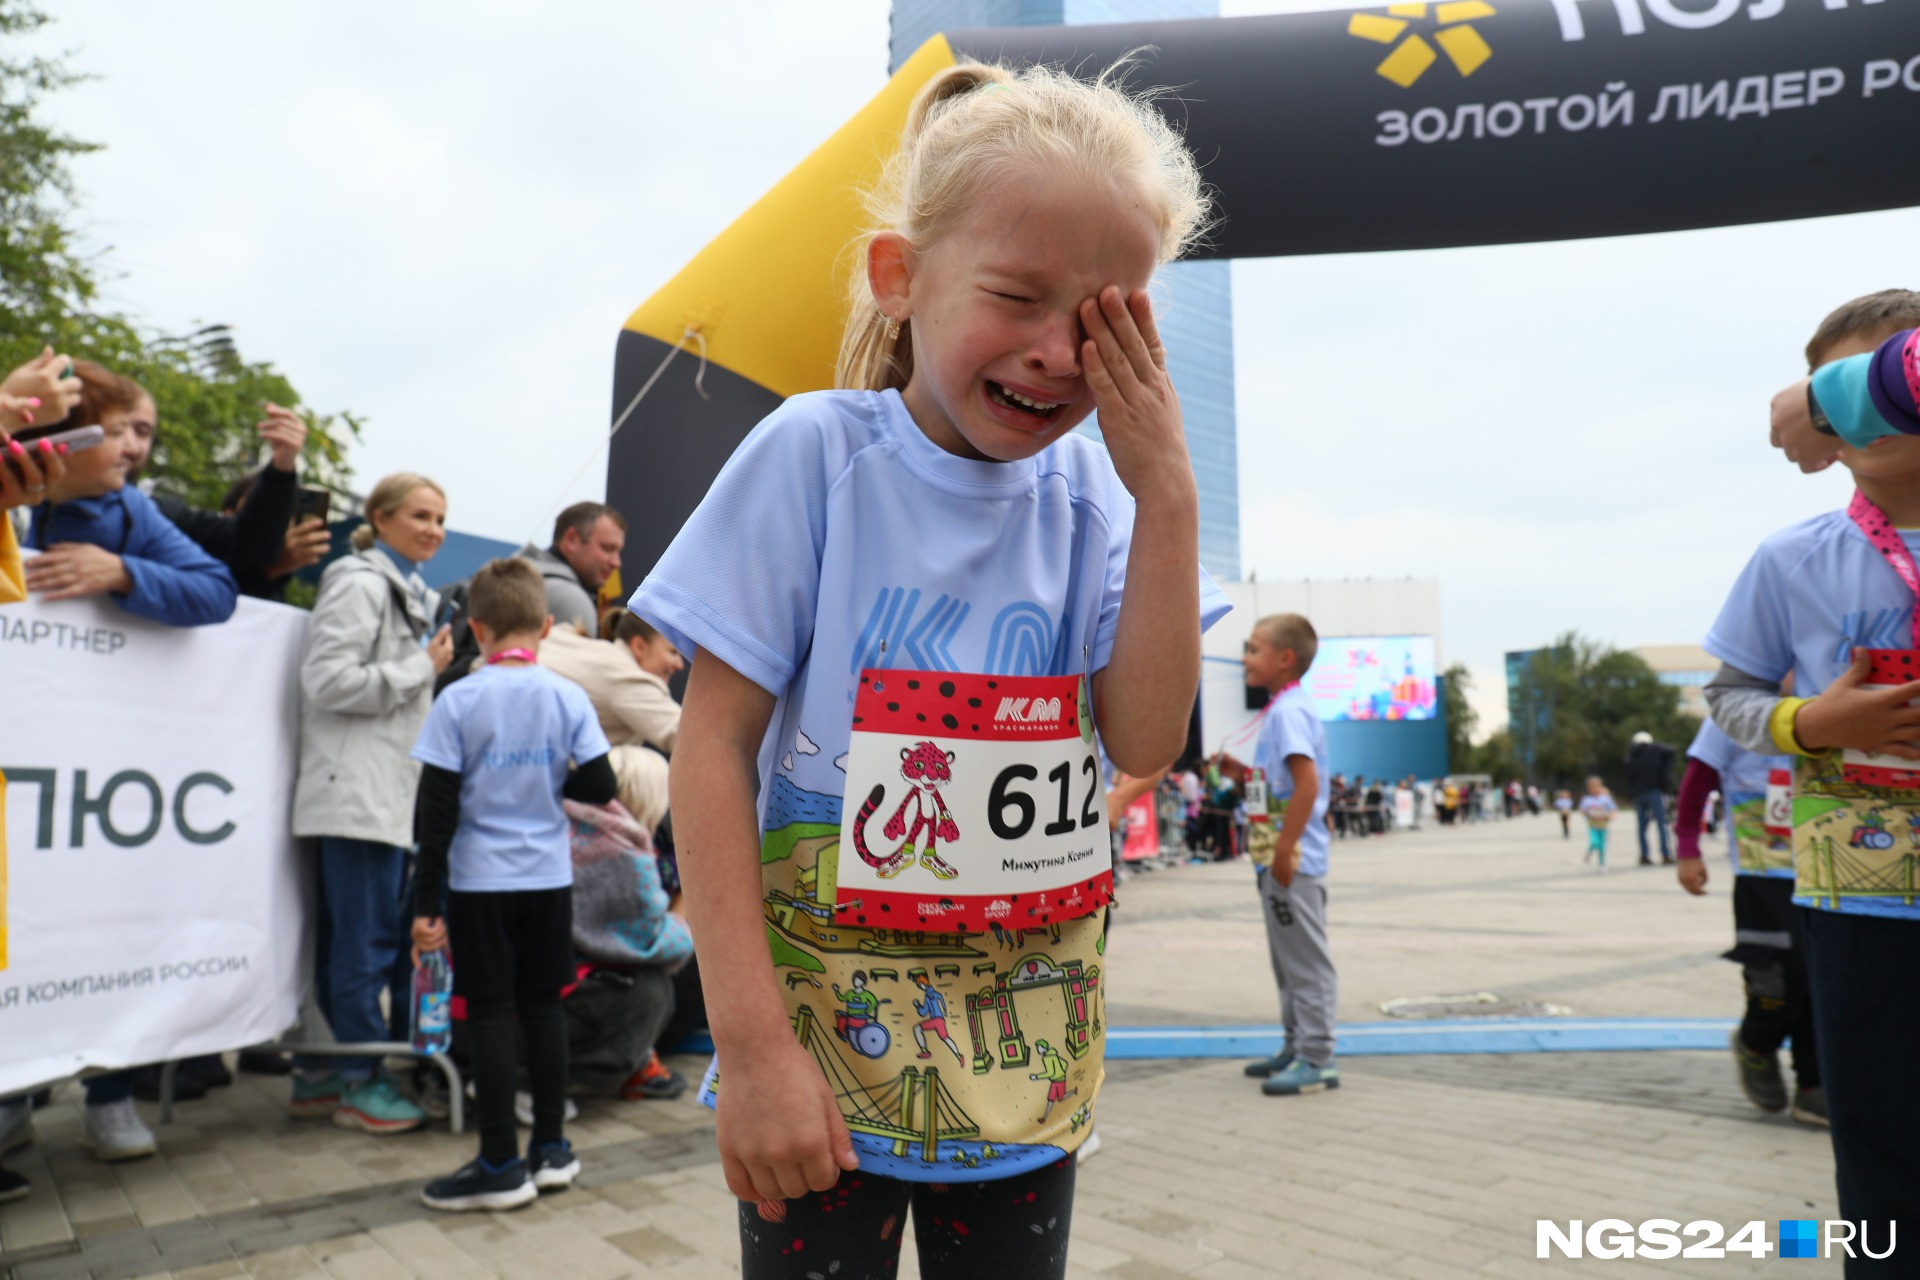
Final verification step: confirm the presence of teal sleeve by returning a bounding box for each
[1813,353,1896,449]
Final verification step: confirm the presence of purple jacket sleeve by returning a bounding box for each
[1866,328,1920,436]
[1674,758,1720,862]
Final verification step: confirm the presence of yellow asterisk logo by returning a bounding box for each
[1348,1,1495,89]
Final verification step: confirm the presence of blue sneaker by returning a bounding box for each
[288,1072,341,1119]
[420,1156,536,1213]
[333,1075,425,1135]
[529,1140,581,1192]
[1261,1058,1339,1096]
[1242,1051,1294,1079]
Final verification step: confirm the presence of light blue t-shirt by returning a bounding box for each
[412,664,611,893]
[1686,719,1792,878]
[631,388,1232,820]
[631,388,1231,1182]
[1705,509,1920,916]
[1253,683,1331,878]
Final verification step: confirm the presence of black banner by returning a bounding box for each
[949,0,1920,257]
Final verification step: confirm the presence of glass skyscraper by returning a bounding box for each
[888,0,1242,582]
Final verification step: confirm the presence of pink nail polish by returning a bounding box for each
[7,440,22,457]
[38,439,53,452]
[56,443,68,455]
[26,397,40,408]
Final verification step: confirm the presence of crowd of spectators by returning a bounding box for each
[0,350,692,1203]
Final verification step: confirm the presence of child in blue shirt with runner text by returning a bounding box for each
[1705,302,1920,1246]
[633,60,1230,1280]
[1224,613,1338,1096]
[407,558,617,1212]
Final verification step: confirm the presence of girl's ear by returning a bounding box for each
[868,232,915,322]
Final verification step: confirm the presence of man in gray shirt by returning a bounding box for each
[519,501,627,635]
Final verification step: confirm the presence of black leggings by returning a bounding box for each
[1737,948,1819,1088]
[739,1158,1076,1280]
[469,990,567,1164]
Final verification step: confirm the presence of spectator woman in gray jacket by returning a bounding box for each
[290,473,452,1134]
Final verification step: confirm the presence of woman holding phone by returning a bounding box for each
[119,390,332,603]
[20,362,237,626]
[5,360,236,1169]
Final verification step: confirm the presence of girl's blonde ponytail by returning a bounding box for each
[836,64,1016,393]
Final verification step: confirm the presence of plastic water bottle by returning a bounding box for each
[412,949,453,1055]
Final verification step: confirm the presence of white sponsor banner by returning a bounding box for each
[0,582,308,1094]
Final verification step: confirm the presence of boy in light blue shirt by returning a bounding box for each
[1705,303,1920,1243]
[1224,613,1336,1096]
[407,558,616,1213]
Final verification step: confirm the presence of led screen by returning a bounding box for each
[1306,636,1437,722]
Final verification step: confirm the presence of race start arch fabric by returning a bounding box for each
[608,0,1919,576]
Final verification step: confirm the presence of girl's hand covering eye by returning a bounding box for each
[1079,287,1196,509]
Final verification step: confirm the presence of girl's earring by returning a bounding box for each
[885,315,901,342]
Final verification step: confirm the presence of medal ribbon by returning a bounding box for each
[486,647,540,665]
[1847,488,1920,645]
[1211,681,1300,760]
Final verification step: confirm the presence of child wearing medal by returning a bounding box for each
[407,558,618,1211]
[1219,614,1338,1096]
[1705,311,1920,1245]
[632,61,1230,1280]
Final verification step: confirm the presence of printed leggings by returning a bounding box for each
[739,1158,1076,1280]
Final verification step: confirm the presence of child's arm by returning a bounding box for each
[1081,287,1202,775]
[1673,758,1719,896]
[1104,767,1167,828]
[1713,650,1920,759]
[1772,329,1917,466]
[1792,649,1920,759]
[410,764,460,958]
[673,650,858,1205]
[1271,754,1318,887]
[563,753,620,806]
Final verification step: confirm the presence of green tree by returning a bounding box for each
[1474,728,1522,785]
[1440,661,1478,773]
[1518,632,1698,793]
[0,0,96,338]
[0,1,355,520]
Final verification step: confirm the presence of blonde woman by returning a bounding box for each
[290,474,453,1134]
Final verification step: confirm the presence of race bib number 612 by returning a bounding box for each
[832,669,1113,933]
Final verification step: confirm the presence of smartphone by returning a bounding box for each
[295,486,331,525]
[5,423,104,454]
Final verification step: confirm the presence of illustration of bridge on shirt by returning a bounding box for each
[792,1004,979,1162]
[1798,836,1920,909]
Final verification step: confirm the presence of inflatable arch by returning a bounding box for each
[610,2,1919,571]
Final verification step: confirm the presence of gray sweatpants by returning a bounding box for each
[1260,870,1338,1067]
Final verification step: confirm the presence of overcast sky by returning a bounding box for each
[29,1,1919,733]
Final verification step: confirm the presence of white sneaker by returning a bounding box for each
[1076,1129,1103,1163]
[80,1098,158,1162]
[513,1091,578,1128]
[0,1099,32,1155]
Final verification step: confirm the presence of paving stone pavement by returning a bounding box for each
[2,812,1846,1277]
